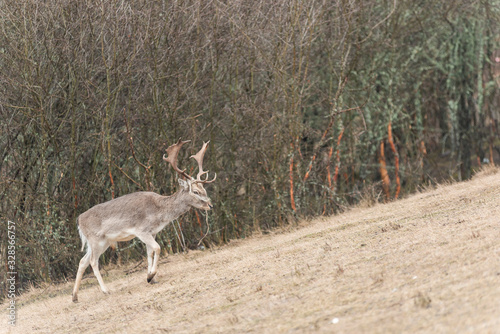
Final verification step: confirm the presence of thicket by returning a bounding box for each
[1,0,499,297]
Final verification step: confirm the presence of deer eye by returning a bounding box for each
[193,190,200,196]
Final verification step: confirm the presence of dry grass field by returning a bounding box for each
[3,167,500,333]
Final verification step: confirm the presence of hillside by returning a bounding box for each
[4,167,500,333]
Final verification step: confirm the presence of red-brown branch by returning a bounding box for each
[387,122,400,199]
[326,146,333,189]
[290,143,297,212]
[379,141,390,201]
[333,127,345,184]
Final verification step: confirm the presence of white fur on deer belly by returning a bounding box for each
[107,229,136,242]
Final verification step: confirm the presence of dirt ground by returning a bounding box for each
[3,167,500,333]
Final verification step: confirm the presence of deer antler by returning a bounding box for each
[190,141,217,184]
[163,138,192,180]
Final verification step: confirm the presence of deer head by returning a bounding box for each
[163,138,216,210]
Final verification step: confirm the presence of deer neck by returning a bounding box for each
[161,189,192,221]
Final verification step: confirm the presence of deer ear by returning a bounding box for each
[178,178,189,190]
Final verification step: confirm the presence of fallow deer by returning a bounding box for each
[72,139,216,302]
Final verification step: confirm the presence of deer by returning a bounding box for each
[72,139,216,302]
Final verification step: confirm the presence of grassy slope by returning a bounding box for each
[4,167,500,333]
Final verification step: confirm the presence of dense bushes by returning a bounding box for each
[1,0,499,296]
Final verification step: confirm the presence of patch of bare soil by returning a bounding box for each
[4,167,500,333]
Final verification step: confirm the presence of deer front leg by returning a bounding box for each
[137,234,161,283]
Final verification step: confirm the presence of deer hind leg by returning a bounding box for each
[72,251,91,302]
[136,234,161,283]
[89,241,110,294]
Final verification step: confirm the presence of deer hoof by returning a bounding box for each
[147,273,156,283]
